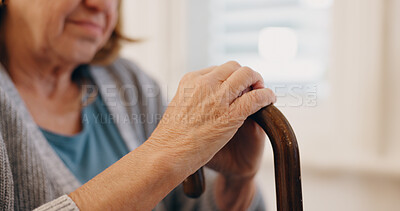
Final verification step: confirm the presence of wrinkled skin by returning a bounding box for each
[207,118,266,180]
[150,61,275,178]
[4,0,119,135]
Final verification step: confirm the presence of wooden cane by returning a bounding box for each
[182,105,303,211]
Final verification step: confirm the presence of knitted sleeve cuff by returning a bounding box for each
[33,195,79,211]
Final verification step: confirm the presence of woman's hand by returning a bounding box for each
[149,61,275,175]
[207,118,269,210]
[149,61,275,210]
[206,118,266,180]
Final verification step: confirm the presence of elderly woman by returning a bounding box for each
[0,0,276,210]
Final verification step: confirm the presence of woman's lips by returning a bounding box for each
[68,19,104,37]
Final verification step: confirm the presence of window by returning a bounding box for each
[187,0,333,85]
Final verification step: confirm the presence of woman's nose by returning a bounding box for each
[83,0,117,12]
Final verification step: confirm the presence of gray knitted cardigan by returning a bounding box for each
[0,58,265,211]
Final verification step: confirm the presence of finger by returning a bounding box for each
[205,61,241,81]
[230,88,276,119]
[223,66,264,103]
[195,66,217,75]
[238,79,266,97]
[238,87,252,97]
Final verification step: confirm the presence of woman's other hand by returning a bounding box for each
[205,82,273,210]
[206,118,266,180]
[207,118,268,210]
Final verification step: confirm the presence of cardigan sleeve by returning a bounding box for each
[0,134,14,211]
[33,195,79,211]
[0,111,79,211]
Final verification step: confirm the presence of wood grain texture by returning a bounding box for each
[183,105,303,211]
[251,105,303,211]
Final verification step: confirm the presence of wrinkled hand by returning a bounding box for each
[149,61,275,174]
[206,84,276,179]
[206,118,267,180]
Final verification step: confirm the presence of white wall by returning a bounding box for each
[120,0,188,100]
[384,0,400,161]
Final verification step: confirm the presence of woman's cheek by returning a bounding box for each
[109,12,119,32]
[103,13,118,42]
[109,2,119,29]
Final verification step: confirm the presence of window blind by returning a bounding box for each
[207,0,333,83]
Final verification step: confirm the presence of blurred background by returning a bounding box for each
[120,0,400,210]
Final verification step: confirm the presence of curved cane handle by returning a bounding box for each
[251,105,303,211]
[183,105,303,211]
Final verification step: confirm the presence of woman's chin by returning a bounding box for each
[55,48,97,65]
[51,39,102,64]
[71,53,96,64]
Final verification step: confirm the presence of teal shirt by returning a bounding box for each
[40,94,130,184]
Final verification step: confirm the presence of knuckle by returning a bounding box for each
[226,60,241,68]
[179,73,194,88]
[240,66,255,78]
[219,82,234,100]
[255,71,263,81]
[181,72,194,81]
[240,66,263,82]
